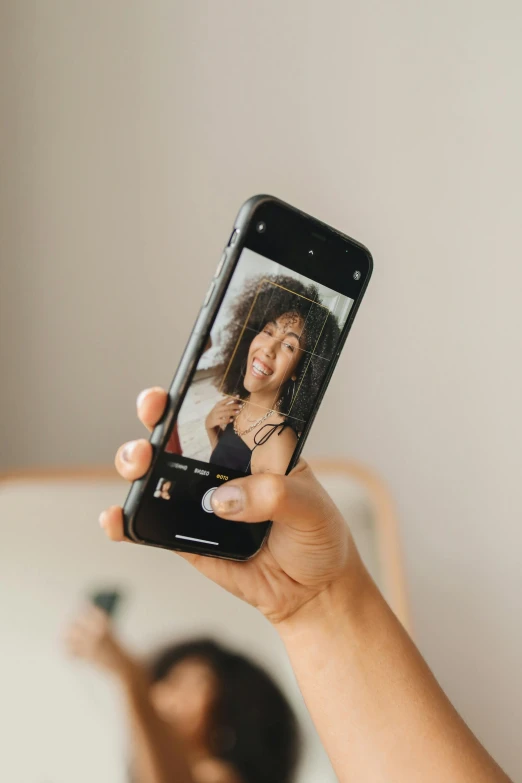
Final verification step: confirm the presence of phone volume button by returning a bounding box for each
[203,280,215,307]
[214,251,227,278]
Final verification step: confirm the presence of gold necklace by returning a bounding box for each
[243,403,261,423]
[234,398,282,438]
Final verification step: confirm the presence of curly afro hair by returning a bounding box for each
[149,638,301,783]
[215,275,341,428]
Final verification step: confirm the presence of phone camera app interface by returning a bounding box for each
[148,247,355,551]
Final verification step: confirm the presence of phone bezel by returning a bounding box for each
[123,195,373,560]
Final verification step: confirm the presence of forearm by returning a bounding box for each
[277,569,511,783]
[117,657,194,783]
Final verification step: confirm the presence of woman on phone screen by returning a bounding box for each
[205,275,340,475]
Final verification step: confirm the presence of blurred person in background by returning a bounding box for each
[65,607,299,783]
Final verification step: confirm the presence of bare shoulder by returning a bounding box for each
[193,757,242,783]
[252,417,298,473]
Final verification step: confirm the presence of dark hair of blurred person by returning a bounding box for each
[149,638,300,783]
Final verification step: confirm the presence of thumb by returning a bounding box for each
[210,460,336,529]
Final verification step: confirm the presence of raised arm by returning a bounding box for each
[210,476,512,783]
[278,568,508,782]
[65,607,195,783]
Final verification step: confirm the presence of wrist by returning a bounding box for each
[274,561,376,645]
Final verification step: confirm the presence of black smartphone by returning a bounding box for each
[90,589,122,617]
[123,195,372,561]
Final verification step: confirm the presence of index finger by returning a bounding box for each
[99,506,132,542]
[136,387,168,432]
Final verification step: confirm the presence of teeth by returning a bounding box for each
[253,359,271,376]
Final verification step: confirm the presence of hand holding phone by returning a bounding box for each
[103,421,363,626]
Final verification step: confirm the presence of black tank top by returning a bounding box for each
[209,421,292,475]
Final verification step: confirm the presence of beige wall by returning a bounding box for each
[2,1,522,780]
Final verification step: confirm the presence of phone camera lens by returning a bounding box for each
[353,270,361,280]
[256,221,266,233]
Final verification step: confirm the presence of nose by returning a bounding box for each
[262,337,277,358]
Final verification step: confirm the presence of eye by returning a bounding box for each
[282,341,295,352]
[263,326,273,336]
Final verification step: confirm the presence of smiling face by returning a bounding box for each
[244,312,305,401]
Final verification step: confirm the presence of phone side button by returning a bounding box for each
[214,251,227,278]
[228,228,240,246]
[203,280,215,307]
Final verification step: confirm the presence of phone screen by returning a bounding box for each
[131,203,369,559]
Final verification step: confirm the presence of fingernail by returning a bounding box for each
[211,484,243,514]
[99,510,108,528]
[121,441,138,463]
[136,389,150,409]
